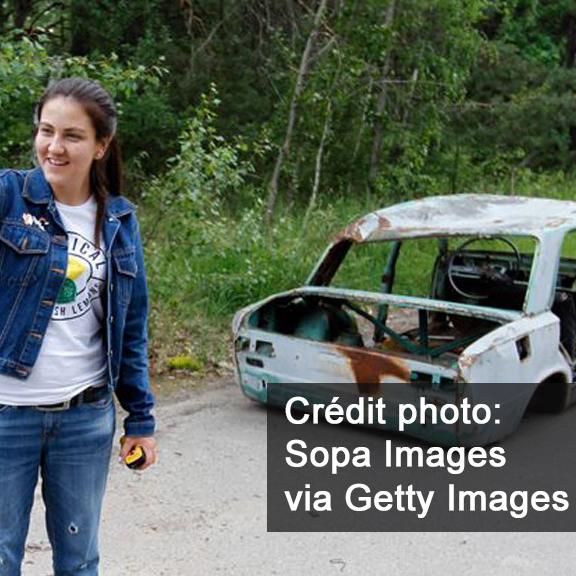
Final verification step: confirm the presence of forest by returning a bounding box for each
[2,0,576,372]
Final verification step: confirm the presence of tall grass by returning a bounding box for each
[140,196,369,370]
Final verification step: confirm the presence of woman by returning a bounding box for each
[0,78,157,575]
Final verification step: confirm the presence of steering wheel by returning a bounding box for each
[447,236,522,300]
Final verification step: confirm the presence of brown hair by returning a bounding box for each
[35,77,123,246]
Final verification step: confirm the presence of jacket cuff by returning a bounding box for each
[123,413,156,437]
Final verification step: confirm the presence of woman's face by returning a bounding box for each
[35,96,106,201]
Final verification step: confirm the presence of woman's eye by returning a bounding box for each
[67,134,81,141]
[40,127,52,135]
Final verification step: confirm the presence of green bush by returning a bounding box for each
[0,33,172,177]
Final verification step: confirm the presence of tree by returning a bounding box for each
[460,0,576,173]
[265,0,330,224]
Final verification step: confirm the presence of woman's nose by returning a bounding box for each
[48,136,64,154]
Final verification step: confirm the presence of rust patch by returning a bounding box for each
[335,345,411,395]
[377,215,391,229]
[337,222,363,243]
[336,214,391,243]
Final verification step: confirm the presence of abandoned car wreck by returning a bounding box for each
[232,195,576,444]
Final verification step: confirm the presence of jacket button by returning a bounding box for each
[110,284,114,292]
[109,316,114,324]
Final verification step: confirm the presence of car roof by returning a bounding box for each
[338,194,576,242]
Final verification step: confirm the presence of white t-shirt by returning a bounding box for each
[0,195,108,405]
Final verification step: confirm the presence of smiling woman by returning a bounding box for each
[35,96,106,205]
[0,78,157,575]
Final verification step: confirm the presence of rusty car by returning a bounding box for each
[232,195,576,444]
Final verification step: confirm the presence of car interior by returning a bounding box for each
[249,234,576,363]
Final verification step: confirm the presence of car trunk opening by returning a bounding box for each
[235,288,520,388]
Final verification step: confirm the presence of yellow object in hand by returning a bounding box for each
[120,436,147,470]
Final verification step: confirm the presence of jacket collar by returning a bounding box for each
[22,167,52,204]
[21,167,135,218]
[106,195,136,219]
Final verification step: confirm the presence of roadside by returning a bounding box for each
[22,377,576,576]
[151,369,234,402]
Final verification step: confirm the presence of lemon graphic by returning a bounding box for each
[66,257,85,281]
[56,256,88,304]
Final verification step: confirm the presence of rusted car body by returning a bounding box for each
[232,195,576,445]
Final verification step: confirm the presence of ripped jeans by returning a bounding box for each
[0,396,114,576]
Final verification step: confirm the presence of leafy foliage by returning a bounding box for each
[0,31,172,175]
[458,0,576,174]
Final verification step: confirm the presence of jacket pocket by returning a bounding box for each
[0,223,50,286]
[113,248,137,305]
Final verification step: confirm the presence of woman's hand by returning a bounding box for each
[119,436,157,471]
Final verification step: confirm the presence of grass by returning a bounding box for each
[140,195,369,373]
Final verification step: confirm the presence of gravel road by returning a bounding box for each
[21,381,576,575]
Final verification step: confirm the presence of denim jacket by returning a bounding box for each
[0,168,155,437]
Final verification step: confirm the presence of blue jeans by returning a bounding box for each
[0,396,115,576]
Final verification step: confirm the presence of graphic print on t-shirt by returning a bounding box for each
[53,232,106,320]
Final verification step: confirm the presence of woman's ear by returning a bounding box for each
[95,136,112,160]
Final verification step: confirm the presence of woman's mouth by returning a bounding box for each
[46,158,69,167]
